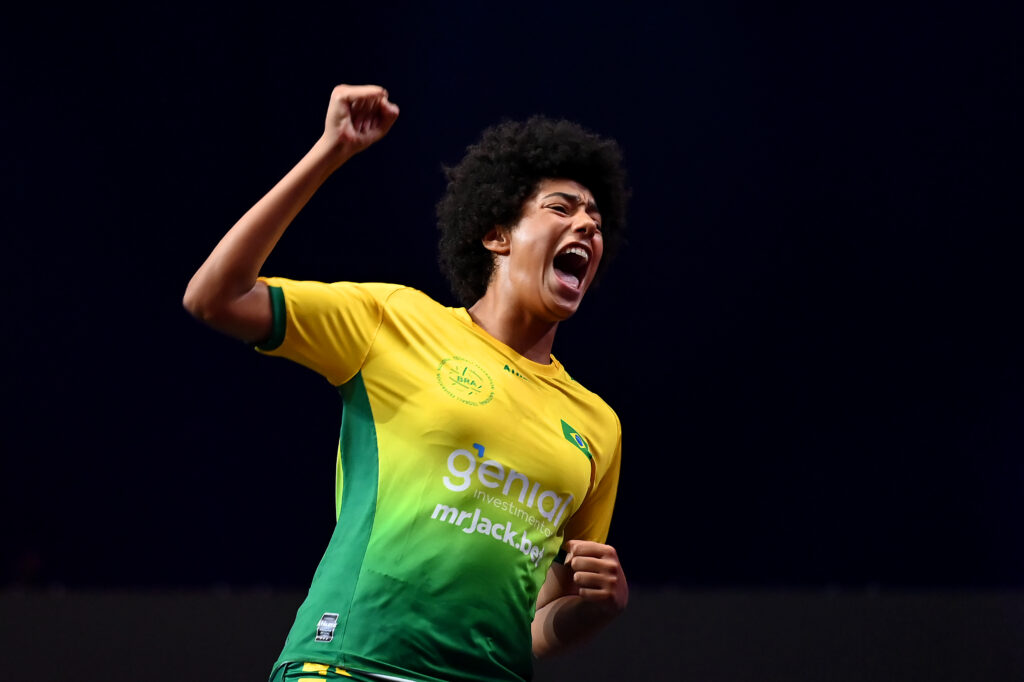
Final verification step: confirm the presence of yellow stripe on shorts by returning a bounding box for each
[298,662,353,678]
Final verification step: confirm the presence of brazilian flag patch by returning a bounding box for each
[561,420,593,460]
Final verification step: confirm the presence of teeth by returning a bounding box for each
[560,246,589,262]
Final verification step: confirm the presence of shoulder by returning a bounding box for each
[260,278,406,301]
[544,363,622,460]
[257,278,453,312]
[558,366,621,425]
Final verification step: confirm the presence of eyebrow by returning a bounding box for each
[541,192,601,215]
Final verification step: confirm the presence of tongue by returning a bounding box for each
[555,269,580,289]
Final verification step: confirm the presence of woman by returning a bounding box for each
[184,84,629,682]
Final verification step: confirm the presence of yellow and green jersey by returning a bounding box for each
[257,279,621,682]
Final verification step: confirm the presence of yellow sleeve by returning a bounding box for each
[561,412,622,545]
[255,278,406,386]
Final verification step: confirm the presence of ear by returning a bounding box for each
[481,225,511,255]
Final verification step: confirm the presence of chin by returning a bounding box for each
[539,279,588,321]
[547,298,583,321]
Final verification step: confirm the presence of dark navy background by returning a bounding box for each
[4,3,1021,590]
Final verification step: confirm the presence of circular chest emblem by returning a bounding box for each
[436,357,495,406]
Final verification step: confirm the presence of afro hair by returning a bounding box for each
[436,116,629,306]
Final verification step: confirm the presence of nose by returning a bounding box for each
[572,210,598,236]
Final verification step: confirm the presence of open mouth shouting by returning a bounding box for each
[553,244,592,290]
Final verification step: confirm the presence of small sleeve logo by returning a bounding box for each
[561,420,593,460]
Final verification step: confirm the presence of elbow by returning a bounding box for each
[181,279,269,344]
[182,287,200,319]
[182,287,240,337]
[182,277,222,323]
[182,280,207,320]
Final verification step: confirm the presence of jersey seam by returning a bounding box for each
[331,284,409,388]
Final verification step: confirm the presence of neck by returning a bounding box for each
[467,291,559,364]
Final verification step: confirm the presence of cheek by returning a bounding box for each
[515,238,551,268]
[592,241,605,272]
[508,246,548,285]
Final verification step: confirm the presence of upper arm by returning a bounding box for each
[253,280,406,386]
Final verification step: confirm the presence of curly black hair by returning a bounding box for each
[436,116,629,306]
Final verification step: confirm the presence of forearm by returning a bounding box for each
[183,136,347,321]
[532,593,619,658]
[531,541,627,658]
[183,84,399,342]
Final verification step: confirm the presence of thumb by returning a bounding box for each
[563,539,582,566]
